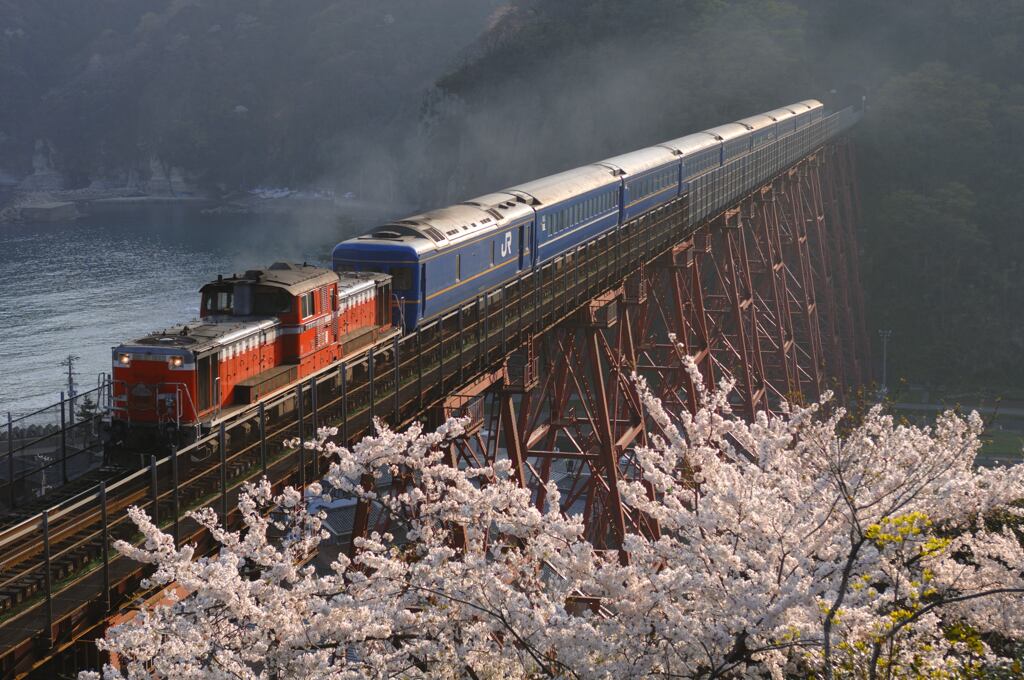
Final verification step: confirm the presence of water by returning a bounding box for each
[0,204,375,417]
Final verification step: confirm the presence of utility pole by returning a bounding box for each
[60,354,80,423]
[878,330,892,396]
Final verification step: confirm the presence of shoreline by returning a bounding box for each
[1,188,403,225]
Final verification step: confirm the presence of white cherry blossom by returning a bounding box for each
[83,356,1024,679]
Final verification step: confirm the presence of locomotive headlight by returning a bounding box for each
[168,356,184,368]
[117,353,132,366]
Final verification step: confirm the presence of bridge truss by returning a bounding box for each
[425,140,867,551]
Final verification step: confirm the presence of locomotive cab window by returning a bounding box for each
[251,286,292,315]
[203,287,233,314]
[301,291,316,318]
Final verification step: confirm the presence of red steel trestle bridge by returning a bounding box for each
[0,107,865,676]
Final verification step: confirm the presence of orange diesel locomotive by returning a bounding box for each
[111,262,394,442]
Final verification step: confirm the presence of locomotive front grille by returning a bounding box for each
[127,383,159,413]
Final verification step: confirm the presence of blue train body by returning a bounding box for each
[332,99,826,332]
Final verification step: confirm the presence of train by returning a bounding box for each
[333,100,823,330]
[111,99,825,444]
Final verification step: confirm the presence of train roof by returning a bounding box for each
[505,164,618,208]
[201,262,337,296]
[398,204,501,243]
[787,99,823,114]
[657,131,721,157]
[341,191,534,257]
[462,191,535,224]
[118,317,278,355]
[762,106,798,122]
[597,146,679,176]
[702,122,751,142]
[337,225,434,256]
[735,113,777,131]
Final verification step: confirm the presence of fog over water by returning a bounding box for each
[0,206,371,416]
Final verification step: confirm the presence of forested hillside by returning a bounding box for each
[0,0,500,190]
[2,0,1021,389]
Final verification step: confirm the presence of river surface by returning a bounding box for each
[0,204,376,417]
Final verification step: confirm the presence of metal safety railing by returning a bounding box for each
[0,107,861,662]
[1,378,113,512]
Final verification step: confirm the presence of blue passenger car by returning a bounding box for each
[657,132,722,180]
[598,147,681,221]
[332,194,534,330]
[786,100,824,128]
[506,166,621,264]
[764,106,799,136]
[703,123,753,163]
[737,113,778,149]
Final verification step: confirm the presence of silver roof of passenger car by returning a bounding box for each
[763,107,798,122]
[702,122,751,142]
[799,98,824,109]
[598,146,678,177]
[341,191,535,257]
[505,164,619,207]
[786,99,823,114]
[340,222,436,256]
[408,204,500,241]
[735,113,777,131]
[462,191,535,224]
[385,204,500,250]
[657,131,721,157]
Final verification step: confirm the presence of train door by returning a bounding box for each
[421,266,427,316]
[197,353,220,413]
[518,222,526,270]
[521,220,537,270]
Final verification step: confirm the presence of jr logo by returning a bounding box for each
[500,232,513,259]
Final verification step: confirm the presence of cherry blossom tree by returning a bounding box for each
[83,359,1024,679]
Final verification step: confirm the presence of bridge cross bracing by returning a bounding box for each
[0,107,864,676]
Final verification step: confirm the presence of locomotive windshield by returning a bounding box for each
[250,286,293,315]
[204,283,292,316]
[203,286,233,314]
